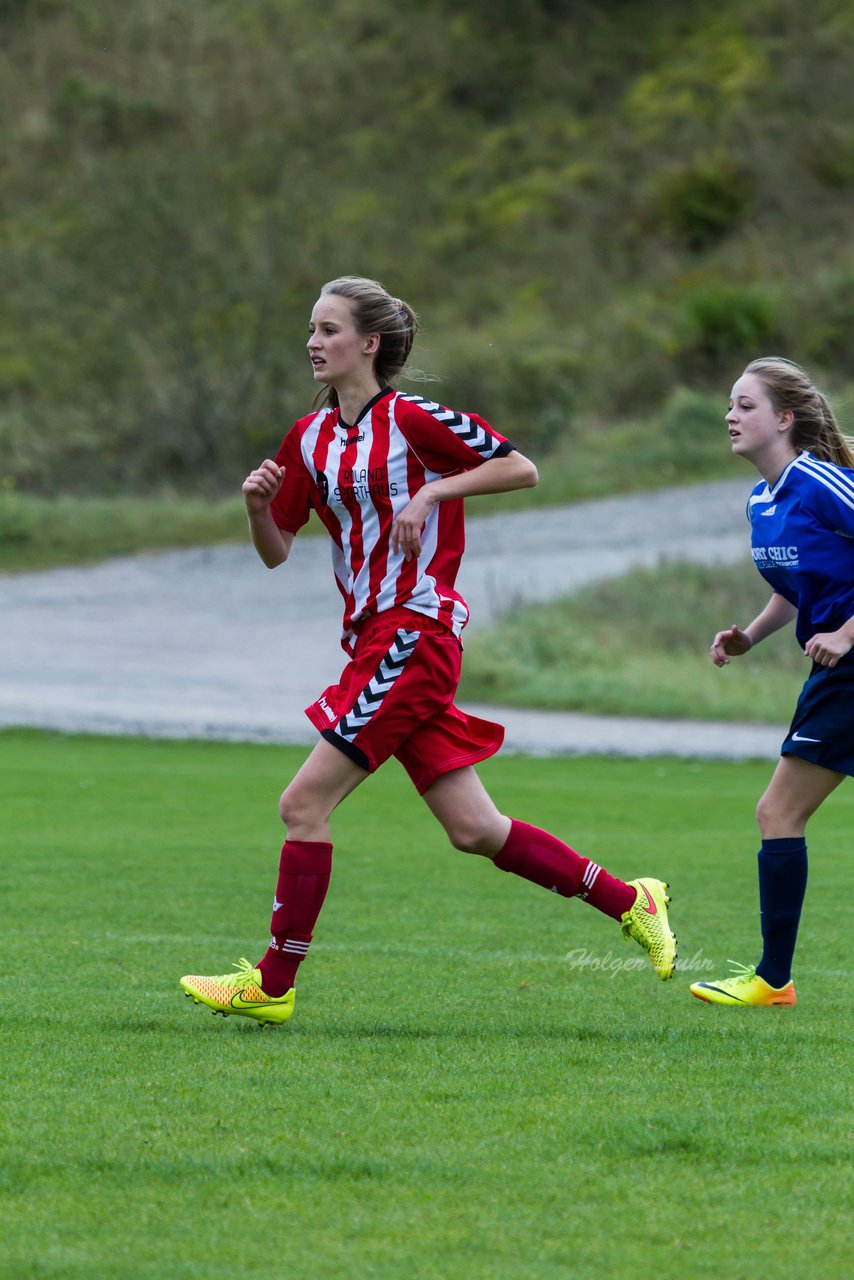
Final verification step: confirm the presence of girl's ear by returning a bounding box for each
[364,333,380,356]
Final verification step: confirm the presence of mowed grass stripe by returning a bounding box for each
[1,731,850,1280]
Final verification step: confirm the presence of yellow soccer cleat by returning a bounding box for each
[620,878,677,980]
[180,958,295,1027]
[690,961,796,1007]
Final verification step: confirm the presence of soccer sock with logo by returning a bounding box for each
[755,836,808,988]
[492,819,636,921]
[257,839,333,996]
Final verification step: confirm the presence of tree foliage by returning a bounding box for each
[1,0,853,496]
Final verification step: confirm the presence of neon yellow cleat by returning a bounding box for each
[180,958,295,1027]
[620,878,677,980]
[690,961,796,1007]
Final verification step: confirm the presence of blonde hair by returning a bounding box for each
[316,276,419,410]
[744,356,854,467]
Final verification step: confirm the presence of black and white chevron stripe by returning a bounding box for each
[399,393,496,457]
[336,629,420,742]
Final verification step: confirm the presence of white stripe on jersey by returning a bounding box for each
[748,484,771,511]
[331,539,349,599]
[297,393,493,648]
[768,454,801,497]
[794,453,854,512]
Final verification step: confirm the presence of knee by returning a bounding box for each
[755,790,781,837]
[755,792,769,835]
[756,789,806,838]
[446,826,495,856]
[443,815,507,858]
[279,781,318,831]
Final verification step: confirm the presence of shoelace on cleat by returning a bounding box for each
[217,957,261,989]
[722,960,757,985]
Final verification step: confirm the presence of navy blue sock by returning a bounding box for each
[756,837,808,988]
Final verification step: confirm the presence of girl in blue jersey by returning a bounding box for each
[691,357,854,1007]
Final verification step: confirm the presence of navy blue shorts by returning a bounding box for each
[781,649,854,777]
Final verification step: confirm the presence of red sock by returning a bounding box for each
[493,819,636,921]
[257,840,333,995]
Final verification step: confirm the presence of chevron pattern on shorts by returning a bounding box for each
[336,629,420,742]
[398,393,496,457]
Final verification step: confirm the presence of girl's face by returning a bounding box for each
[307,293,378,388]
[726,373,793,462]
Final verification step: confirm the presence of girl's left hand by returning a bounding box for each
[804,629,853,668]
[391,488,438,560]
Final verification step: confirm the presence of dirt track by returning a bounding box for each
[0,478,784,758]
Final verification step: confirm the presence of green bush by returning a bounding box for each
[650,154,753,250]
[670,279,781,378]
[659,384,726,453]
[798,266,854,375]
[801,121,854,190]
[53,75,177,147]
[0,485,34,546]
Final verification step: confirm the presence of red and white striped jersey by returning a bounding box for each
[270,388,514,651]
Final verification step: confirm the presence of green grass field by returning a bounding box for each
[2,731,850,1280]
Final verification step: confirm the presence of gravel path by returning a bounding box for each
[0,478,785,759]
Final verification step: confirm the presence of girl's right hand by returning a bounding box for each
[243,460,284,513]
[710,624,753,667]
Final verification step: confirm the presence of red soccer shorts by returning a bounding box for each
[305,607,504,793]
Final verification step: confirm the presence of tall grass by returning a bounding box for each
[460,559,806,721]
[0,492,247,571]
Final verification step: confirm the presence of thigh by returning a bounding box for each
[758,754,845,837]
[282,737,371,828]
[422,765,511,856]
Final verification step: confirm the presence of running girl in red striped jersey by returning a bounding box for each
[180,275,676,1026]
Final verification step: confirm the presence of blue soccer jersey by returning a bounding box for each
[748,452,854,649]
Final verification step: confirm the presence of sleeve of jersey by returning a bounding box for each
[268,426,314,534]
[802,463,854,537]
[395,395,515,473]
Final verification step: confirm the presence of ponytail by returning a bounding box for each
[316,276,419,410]
[744,357,854,468]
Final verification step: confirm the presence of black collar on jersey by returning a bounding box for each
[337,386,393,431]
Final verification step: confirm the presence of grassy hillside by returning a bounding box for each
[2,0,853,507]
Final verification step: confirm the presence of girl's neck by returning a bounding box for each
[335,376,384,427]
[756,444,799,489]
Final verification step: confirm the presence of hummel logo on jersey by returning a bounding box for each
[340,431,365,448]
[317,695,337,723]
[791,731,821,743]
